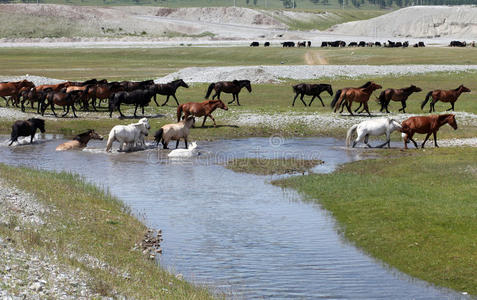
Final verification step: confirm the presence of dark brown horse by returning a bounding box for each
[377,85,422,113]
[35,82,69,93]
[55,129,104,151]
[9,118,45,146]
[177,99,228,127]
[66,78,107,87]
[421,85,471,112]
[205,80,252,106]
[119,80,155,92]
[291,83,333,107]
[86,83,124,111]
[154,79,189,106]
[19,87,51,113]
[0,80,35,106]
[401,114,457,149]
[41,90,83,118]
[331,82,382,116]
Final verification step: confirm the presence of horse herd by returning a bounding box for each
[293,81,471,115]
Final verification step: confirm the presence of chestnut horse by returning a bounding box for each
[377,85,422,113]
[205,80,252,106]
[401,114,457,149]
[421,85,471,112]
[177,99,228,127]
[41,90,83,118]
[56,129,103,151]
[331,82,371,113]
[0,80,35,106]
[35,82,69,93]
[332,82,382,116]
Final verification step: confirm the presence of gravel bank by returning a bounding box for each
[157,64,477,84]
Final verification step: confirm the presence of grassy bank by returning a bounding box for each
[0,164,214,299]
[274,147,477,294]
[2,47,477,80]
[225,158,323,175]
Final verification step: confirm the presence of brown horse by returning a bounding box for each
[421,85,471,112]
[377,85,422,113]
[401,114,457,149]
[19,87,51,113]
[205,80,252,106]
[0,80,35,106]
[331,82,372,113]
[35,82,69,93]
[332,82,382,116]
[177,99,228,127]
[41,90,83,118]
[86,83,124,111]
[56,129,104,151]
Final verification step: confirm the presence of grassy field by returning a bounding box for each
[0,164,214,299]
[274,147,477,295]
[2,47,477,80]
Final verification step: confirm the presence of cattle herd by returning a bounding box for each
[249,40,428,48]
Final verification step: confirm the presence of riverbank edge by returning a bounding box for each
[272,147,477,296]
[0,163,215,299]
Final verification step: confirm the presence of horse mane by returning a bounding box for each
[27,118,45,127]
[170,79,183,84]
[74,130,93,141]
[359,81,372,88]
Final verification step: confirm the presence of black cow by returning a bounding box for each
[264,42,270,47]
[250,41,259,47]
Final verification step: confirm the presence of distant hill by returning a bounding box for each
[329,5,477,39]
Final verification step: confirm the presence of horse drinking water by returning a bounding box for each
[346,118,402,148]
[205,80,252,106]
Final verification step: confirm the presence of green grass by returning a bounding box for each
[0,164,215,299]
[274,147,477,294]
[225,158,323,175]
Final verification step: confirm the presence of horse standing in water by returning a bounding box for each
[346,118,402,148]
[56,129,103,151]
[401,114,457,149]
[377,85,422,113]
[9,118,45,146]
[153,79,189,106]
[331,82,382,116]
[177,99,228,127]
[421,85,471,112]
[291,83,333,107]
[205,80,252,106]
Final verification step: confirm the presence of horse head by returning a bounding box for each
[445,114,458,130]
[177,79,189,89]
[389,118,403,132]
[184,116,195,128]
[459,85,471,93]
[243,80,252,93]
[28,118,46,133]
[89,129,104,140]
[215,99,228,111]
[138,117,151,130]
[367,82,382,92]
[410,85,422,93]
[326,85,333,96]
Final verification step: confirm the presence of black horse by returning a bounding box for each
[292,83,333,107]
[9,118,45,146]
[154,79,189,106]
[205,80,252,106]
[108,86,156,118]
[119,80,155,92]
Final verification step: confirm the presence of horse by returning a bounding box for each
[401,114,457,149]
[346,118,402,148]
[421,85,471,112]
[119,80,155,92]
[205,80,252,106]
[0,80,35,106]
[108,86,156,118]
[85,82,123,111]
[154,116,195,149]
[377,85,422,113]
[66,79,107,87]
[106,118,150,152]
[332,82,382,116]
[331,82,372,113]
[56,129,103,151]
[19,87,51,113]
[153,79,189,106]
[291,83,333,107]
[41,90,83,118]
[177,99,228,127]
[9,118,45,146]
[35,82,69,93]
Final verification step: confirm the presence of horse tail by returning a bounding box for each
[205,83,215,99]
[105,130,115,152]
[177,104,184,122]
[154,128,163,146]
[421,91,433,110]
[345,124,358,147]
[330,89,342,108]
[377,90,386,105]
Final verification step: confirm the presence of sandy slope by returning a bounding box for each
[329,6,477,39]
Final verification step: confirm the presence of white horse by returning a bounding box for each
[106,118,150,152]
[168,142,199,158]
[346,118,402,148]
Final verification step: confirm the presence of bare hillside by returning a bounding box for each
[328,6,477,39]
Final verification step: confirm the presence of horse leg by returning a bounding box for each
[308,95,315,107]
[228,94,236,105]
[142,105,145,115]
[364,102,371,117]
[173,95,180,106]
[153,94,159,107]
[176,139,180,149]
[51,103,58,117]
[318,95,325,107]
[91,98,98,112]
[421,133,432,148]
[446,102,455,111]
[134,104,139,118]
[292,93,299,106]
[364,134,372,148]
[399,100,406,113]
[30,133,35,144]
[299,94,306,106]
[118,104,126,119]
[61,105,69,117]
[72,104,78,118]
[354,103,363,113]
[353,131,365,148]
[208,114,217,127]
[433,132,439,147]
[376,132,391,148]
[161,96,169,106]
[346,102,354,116]
[202,116,207,127]
[236,94,241,106]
